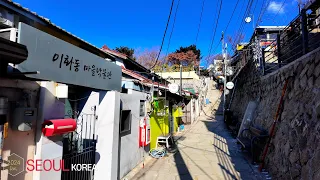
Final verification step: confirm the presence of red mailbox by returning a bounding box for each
[42,118,77,137]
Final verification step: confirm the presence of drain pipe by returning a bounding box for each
[228,79,238,110]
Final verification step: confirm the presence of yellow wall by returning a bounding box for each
[150,100,169,149]
[150,102,184,149]
[172,107,183,133]
[149,114,169,149]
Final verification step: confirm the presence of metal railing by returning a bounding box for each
[262,6,320,74]
[61,108,97,180]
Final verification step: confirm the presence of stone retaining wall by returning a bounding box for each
[230,47,320,179]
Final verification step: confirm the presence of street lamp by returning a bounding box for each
[245,14,255,30]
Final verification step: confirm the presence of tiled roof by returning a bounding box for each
[101,45,128,59]
[4,0,114,59]
[101,45,152,73]
[122,66,149,82]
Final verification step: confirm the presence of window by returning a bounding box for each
[120,110,131,136]
[140,100,145,117]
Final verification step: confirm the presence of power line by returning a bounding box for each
[255,0,272,28]
[150,0,176,70]
[195,0,206,45]
[237,0,254,37]
[252,0,259,15]
[256,0,267,25]
[162,0,181,74]
[224,0,241,34]
[230,1,250,49]
[232,0,254,48]
[165,0,181,57]
[241,0,258,42]
[210,0,241,56]
[231,0,246,42]
[272,0,287,19]
[207,0,223,58]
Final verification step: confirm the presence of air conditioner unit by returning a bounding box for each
[0,28,17,42]
[0,8,14,27]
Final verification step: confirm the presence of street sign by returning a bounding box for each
[168,83,179,94]
[17,23,122,91]
[226,82,234,90]
[225,89,230,95]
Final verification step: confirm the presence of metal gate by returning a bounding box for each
[61,106,97,180]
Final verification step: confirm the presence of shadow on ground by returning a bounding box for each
[201,94,263,180]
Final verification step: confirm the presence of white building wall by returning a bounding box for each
[191,99,195,124]
[36,81,65,180]
[196,98,200,117]
[119,90,148,178]
[95,91,120,180]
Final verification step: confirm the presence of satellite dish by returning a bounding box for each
[168,83,179,94]
[245,17,252,23]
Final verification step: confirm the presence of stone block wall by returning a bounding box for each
[230,47,320,180]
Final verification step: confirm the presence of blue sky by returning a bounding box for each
[14,0,301,66]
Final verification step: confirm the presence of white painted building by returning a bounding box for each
[0,2,122,180]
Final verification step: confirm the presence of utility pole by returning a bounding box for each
[222,32,227,117]
[179,64,182,96]
[151,71,154,101]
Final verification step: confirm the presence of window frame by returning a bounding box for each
[120,109,132,136]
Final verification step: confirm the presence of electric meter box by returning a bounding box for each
[12,108,38,131]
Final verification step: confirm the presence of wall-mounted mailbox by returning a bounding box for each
[42,118,76,137]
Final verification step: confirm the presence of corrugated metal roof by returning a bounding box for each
[4,0,115,59]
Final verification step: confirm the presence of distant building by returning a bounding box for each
[156,71,201,94]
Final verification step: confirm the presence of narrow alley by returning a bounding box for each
[127,80,264,180]
[1,1,320,180]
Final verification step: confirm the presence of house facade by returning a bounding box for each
[157,71,204,124]
[0,1,206,180]
[0,1,122,180]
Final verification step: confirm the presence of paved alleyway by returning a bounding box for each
[128,80,264,180]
